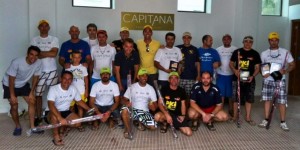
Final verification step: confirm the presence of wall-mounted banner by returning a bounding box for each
[121,12,174,31]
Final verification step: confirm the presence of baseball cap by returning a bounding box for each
[97,30,107,36]
[169,72,179,78]
[243,35,253,42]
[268,32,279,39]
[100,67,111,74]
[182,32,192,37]
[138,68,148,76]
[143,25,153,30]
[38,19,49,27]
[121,27,129,32]
[223,34,232,39]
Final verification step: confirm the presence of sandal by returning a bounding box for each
[191,121,199,131]
[137,123,146,131]
[77,126,85,132]
[160,123,168,133]
[245,119,256,126]
[90,125,99,131]
[52,138,64,146]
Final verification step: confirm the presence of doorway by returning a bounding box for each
[288,20,300,95]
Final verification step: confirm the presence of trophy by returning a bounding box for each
[240,71,250,81]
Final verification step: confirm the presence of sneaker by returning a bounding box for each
[13,128,22,136]
[258,120,268,128]
[117,118,124,128]
[206,123,216,131]
[31,128,45,134]
[280,122,290,131]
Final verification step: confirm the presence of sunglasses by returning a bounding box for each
[146,44,150,52]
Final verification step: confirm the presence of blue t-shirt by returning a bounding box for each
[176,44,199,80]
[59,40,91,64]
[190,82,222,108]
[114,51,140,80]
[198,47,220,74]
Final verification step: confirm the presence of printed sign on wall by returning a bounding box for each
[121,12,174,31]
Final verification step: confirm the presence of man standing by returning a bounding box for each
[59,25,91,69]
[31,19,59,126]
[112,27,138,53]
[2,46,42,136]
[48,71,94,146]
[83,23,98,48]
[154,72,192,136]
[137,25,160,87]
[121,69,157,139]
[89,67,121,130]
[154,32,182,87]
[216,34,237,115]
[258,32,295,131]
[114,38,140,95]
[229,36,261,126]
[198,35,221,75]
[188,72,228,131]
[176,32,200,98]
[90,30,116,87]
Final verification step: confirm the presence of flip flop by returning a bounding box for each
[52,139,64,146]
[77,126,85,132]
[245,119,256,126]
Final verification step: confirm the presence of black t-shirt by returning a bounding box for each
[176,44,200,80]
[114,50,140,79]
[112,39,138,53]
[230,48,262,81]
[161,85,187,116]
[190,82,222,108]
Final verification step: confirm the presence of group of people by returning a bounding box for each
[2,19,295,146]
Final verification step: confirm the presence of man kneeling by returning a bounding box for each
[188,71,228,131]
[121,68,157,139]
[155,72,192,136]
[48,71,95,146]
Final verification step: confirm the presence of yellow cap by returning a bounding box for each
[169,72,179,78]
[38,19,49,27]
[143,25,153,30]
[268,32,279,39]
[100,67,111,74]
[121,27,129,32]
[138,68,148,76]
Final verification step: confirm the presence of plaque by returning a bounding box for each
[261,63,270,76]
[169,60,179,71]
[240,71,250,81]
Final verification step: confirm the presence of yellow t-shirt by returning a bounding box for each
[137,39,160,74]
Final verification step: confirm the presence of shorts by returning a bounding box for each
[179,79,195,96]
[216,74,233,98]
[36,70,58,96]
[170,114,189,129]
[201,106,216,113]
[3,83,31,99]
[121,106,157,127]
[60,110,72,118]
[70,94,88,107]
[96,104,120,118]
[261,79,287,104]
[232,80,255,103]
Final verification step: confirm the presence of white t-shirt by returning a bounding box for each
[154,47,182,81]
[90,81,120,106]
[261,47,294,81]
[47,84,81,111]
[124,83,157,112]
[83,37,98,48]
[91,44,116,79]
[216,45,237,75]
[66,64,88,94]
[2,57,42,88]
[30,35,59,72]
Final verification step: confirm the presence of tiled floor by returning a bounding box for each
[0,96,300,150]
